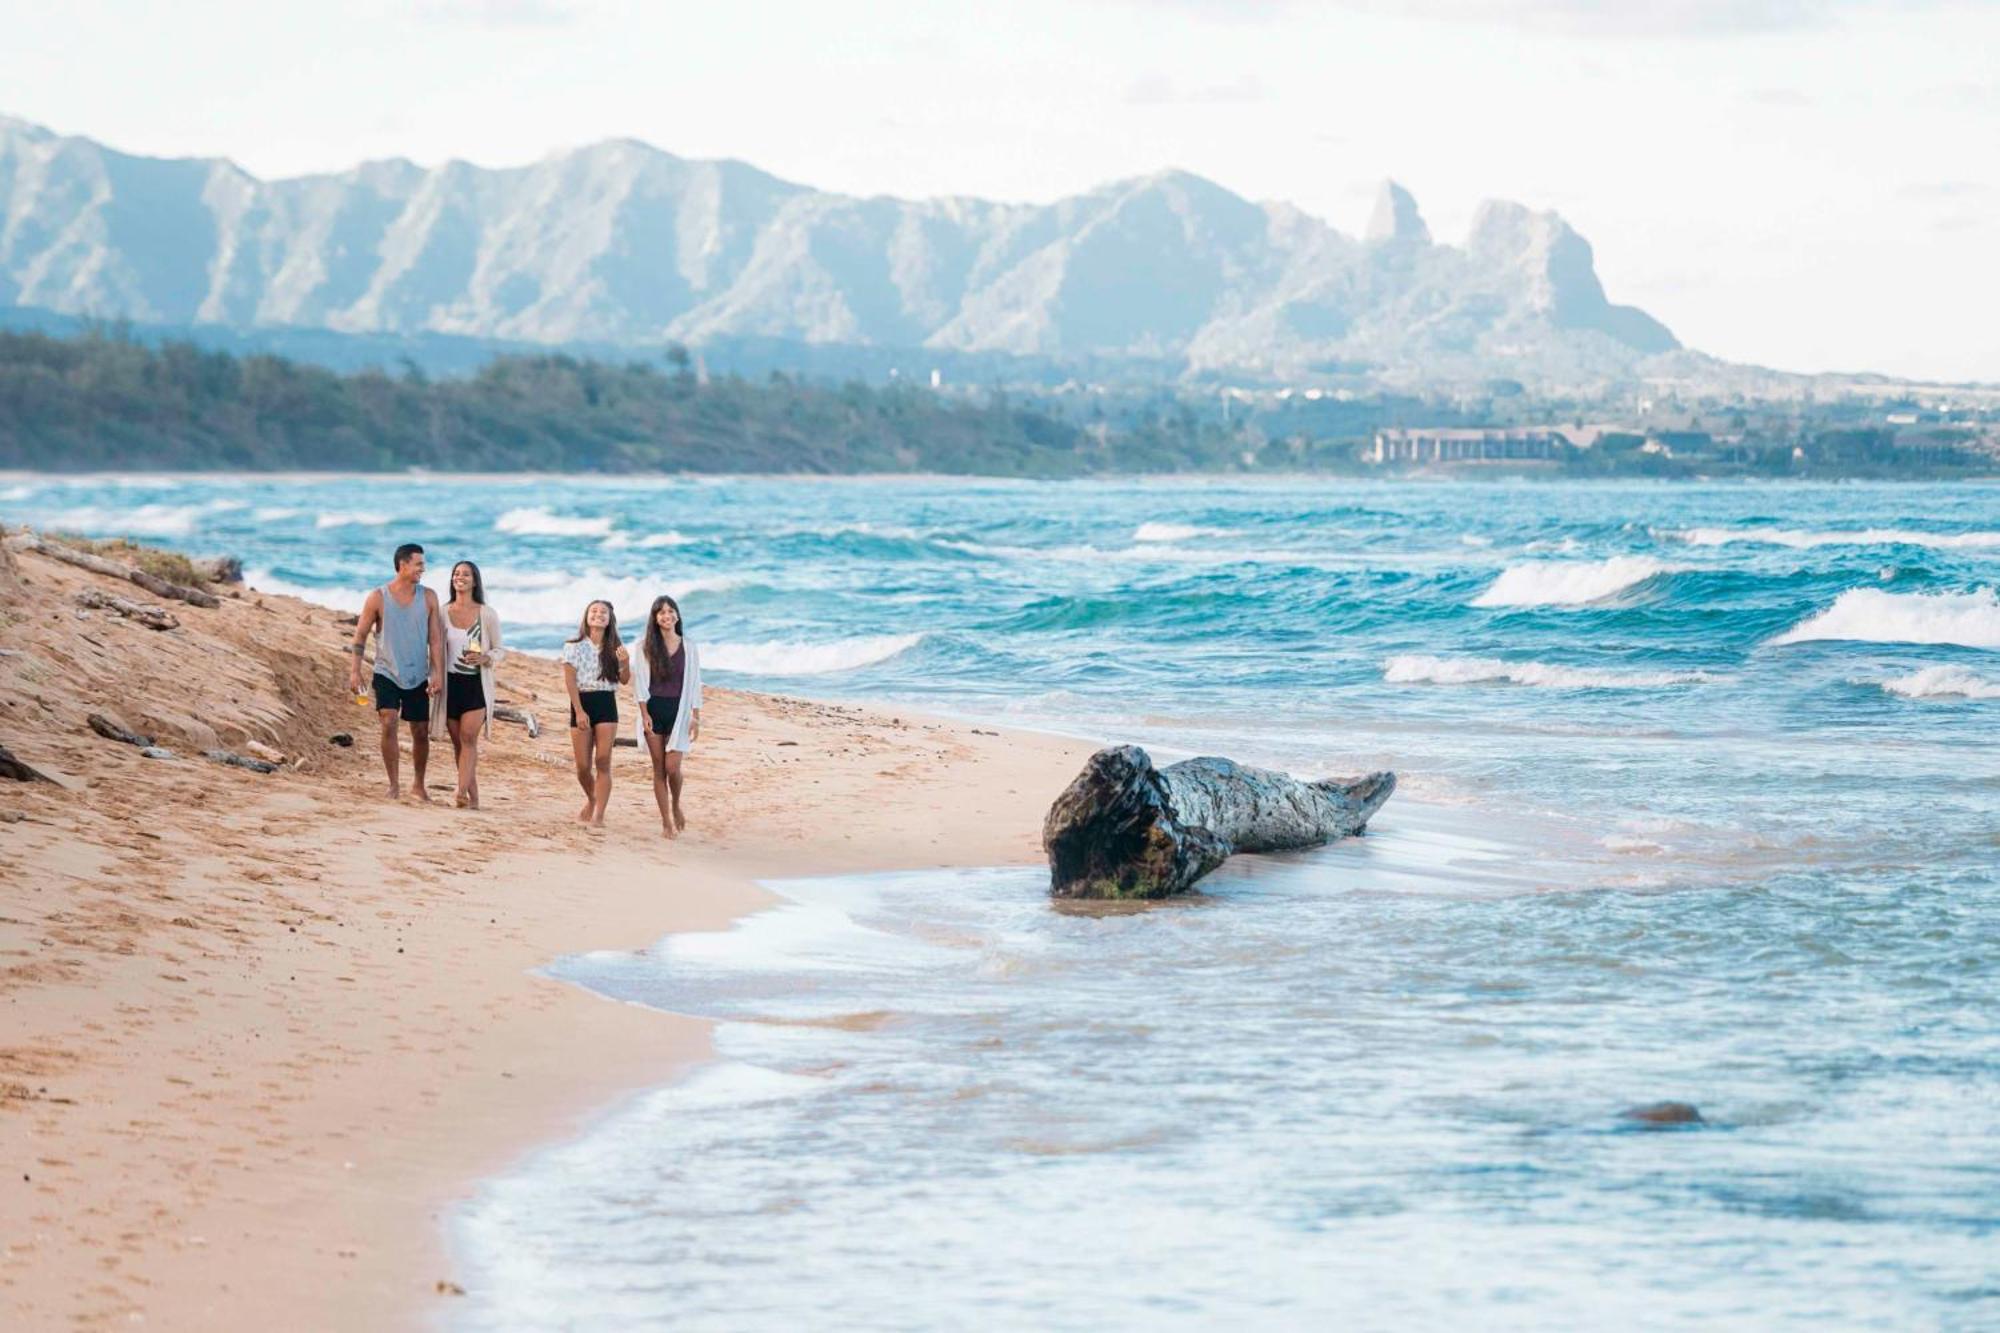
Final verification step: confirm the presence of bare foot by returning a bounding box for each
[673,803,688,832]
[385,783,400,800]
[413,785,433,804]
[661,818,678,840]
[577,800,594,824]
[455,789,470,809]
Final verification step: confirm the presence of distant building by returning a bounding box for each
[1369,427,1582,464]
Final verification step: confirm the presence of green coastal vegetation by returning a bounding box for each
[0,326,1992,478]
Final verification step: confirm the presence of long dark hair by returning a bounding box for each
[569,600,621,681]
[449,560,485,605]
[644,594,684,678]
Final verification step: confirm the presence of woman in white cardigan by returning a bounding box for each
[431,560,507,809]
[632,592,703,838]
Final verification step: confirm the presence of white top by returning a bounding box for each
[445,622,476,674]
[562,637,618,691]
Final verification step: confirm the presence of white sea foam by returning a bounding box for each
[1459,534,1494,548]
[315,511,392,530]
[253,506,301,522]
[1134,522,1231,543]
[1771,587,2000,648]
[1669,526,2000,551]
[1600,834,1667,855]
[1524,536,1583,554]
[602,531,694,549]
[703,633,924,676]
[0,484,34,502]
[1878,665,2000,699]
[495,506,616,538]
[1384,654,1711,690]
[1471,556,1675,608]
[38,500,241,537]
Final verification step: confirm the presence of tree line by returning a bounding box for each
[0,328,1246,475]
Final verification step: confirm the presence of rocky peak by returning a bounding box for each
[1365,181,1429,246]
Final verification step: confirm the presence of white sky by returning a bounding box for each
[3,0,1996,381]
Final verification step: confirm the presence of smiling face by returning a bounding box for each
[451,562,476,594]
[655,602,680,635]
[585,600,612,631]
[398,550,426,580]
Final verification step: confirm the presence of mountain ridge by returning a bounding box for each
[0,115,1678,387]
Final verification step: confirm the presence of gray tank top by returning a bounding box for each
[373,583,432,689]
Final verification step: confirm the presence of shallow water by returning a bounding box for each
[6,475,1998,1325]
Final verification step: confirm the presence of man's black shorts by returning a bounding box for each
[373,674,430,723]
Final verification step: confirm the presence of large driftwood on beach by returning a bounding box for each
[7,534,222,609]
[1043,745,1395,900]
[74,588,180,631]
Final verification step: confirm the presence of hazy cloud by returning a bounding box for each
[415,0,581,28]
[1139,0,1964,38]
[1898,180,1987,198]
[1124,73,1269,105]
[1746,87,1816,107]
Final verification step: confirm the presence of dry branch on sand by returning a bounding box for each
[74,588,180,631]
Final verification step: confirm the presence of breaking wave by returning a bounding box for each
[1384,654,1712,690]
[495,506,616,538]
[1669,526,2000,551]
[703,633,925,676]
[1878,665,2000,700]
[315,511,392,530]
[1771,587,2000,648]
[1133,522,1232,543]
[1471,556,1676,608]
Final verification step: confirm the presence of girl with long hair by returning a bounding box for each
[434,559,505,809]
[562,599,629,826]
[632,593,704,839]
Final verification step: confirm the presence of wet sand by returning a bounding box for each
[0,536,1091,1329]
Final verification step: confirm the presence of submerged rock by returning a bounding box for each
[1620,1101,1705,1127]
[1043,745,1395,900]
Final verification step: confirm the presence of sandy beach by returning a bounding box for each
[0,535,1092,1330]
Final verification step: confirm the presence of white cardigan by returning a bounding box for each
[630,637,703,752]
[428,602,506,738]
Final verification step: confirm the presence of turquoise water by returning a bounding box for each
[6,476,1998,1326]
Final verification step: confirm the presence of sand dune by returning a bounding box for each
[0,534,1089,1329]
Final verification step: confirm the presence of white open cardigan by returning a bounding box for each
[427,602,506,738]
[630,637,702,752]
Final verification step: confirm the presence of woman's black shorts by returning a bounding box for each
[645,694,680,739]
[570,690,619,730]
[446,671,486,720]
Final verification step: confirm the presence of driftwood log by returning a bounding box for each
[493,705,541,739]
[8,534,221,608]
[74,589,180,631]
[1043,745,1395,900]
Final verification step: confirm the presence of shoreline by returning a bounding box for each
[0,538,1094,1329]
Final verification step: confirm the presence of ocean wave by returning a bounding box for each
[1384,654,1712,690]
[37,500,242,537]
[494,506,616,538]
[1471,556,1676,608]
[254,506,301,522]
[0,484,34,502]
[703,633,925,676]
[602,531,694,549]
[1668,526,2000,551]
[1878,665,2000,700]
[1770,587,2000,648]
[1133,522,1232,543]
[315,511,392,530]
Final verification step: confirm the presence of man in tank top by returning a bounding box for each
[347,542,449,801]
